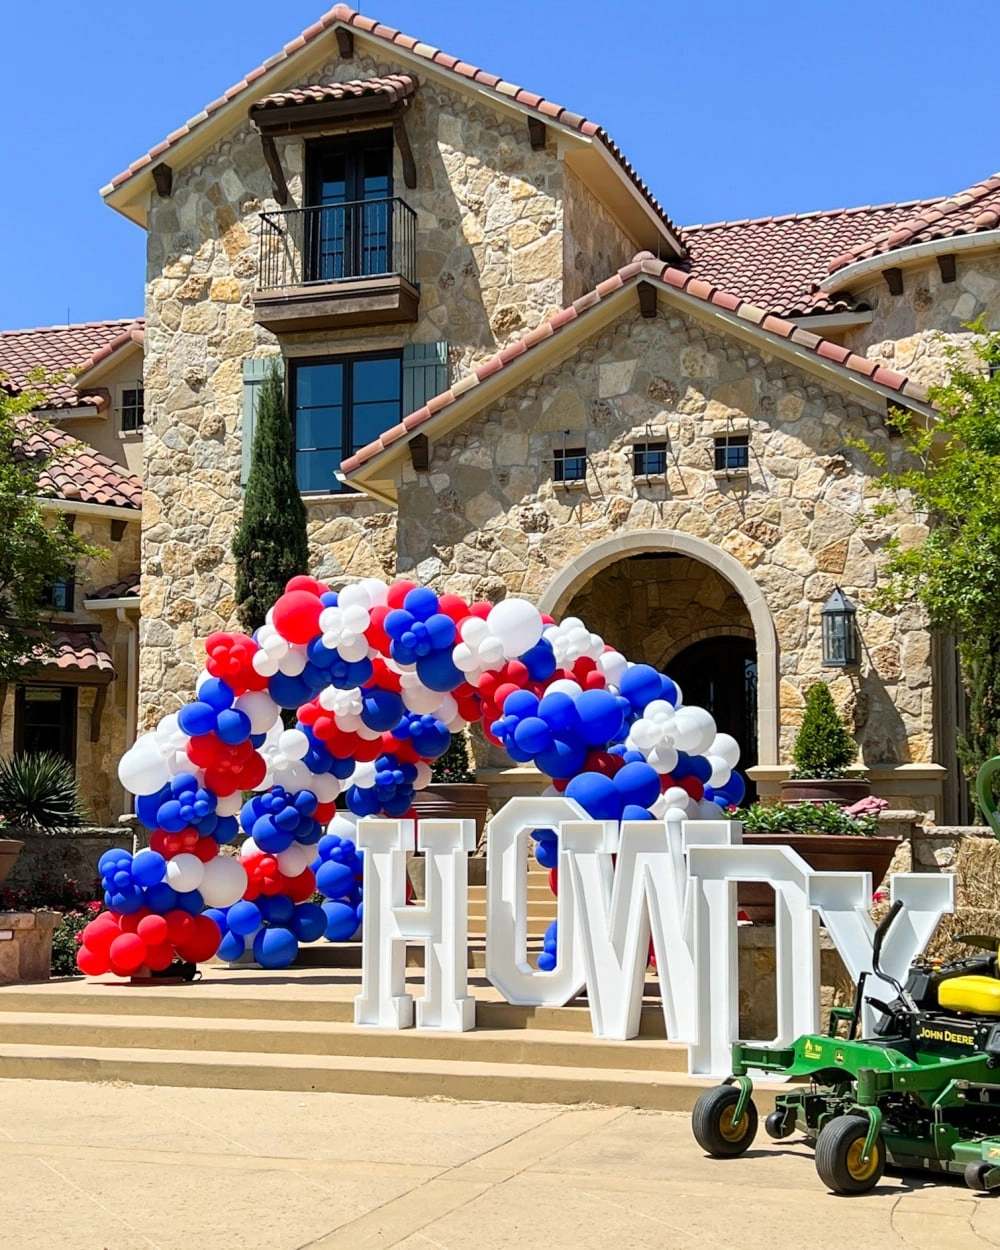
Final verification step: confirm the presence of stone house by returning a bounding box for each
[99,4,1000,823]
[0,321,143,823]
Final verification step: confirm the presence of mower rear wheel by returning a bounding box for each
[965,1161,994,1192]
[815,1116,885,1195]
[765,1109,795,1140]
[692,1085,759,1157]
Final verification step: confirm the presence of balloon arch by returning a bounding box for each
[79,578,745,977]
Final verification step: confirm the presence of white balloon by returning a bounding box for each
[199,856,248,908]
[662,786,690,810]
[597,650,629,689]
[487,598,543,659]
[709,733,742,769]
[311,773,342,803]
[235,690,280,734]
[251,649,280,677]
[400,673,443,714]
[351,761,376,790]
[673,706,717,756]
[337,635,370,662]
[240,837,260,859]
[663,806,690,825]
[216,792,243,817]
[165,852,204,893]
[360,578,389,607]
[328,812,358,839]
[276,844,312,877]
[278,646,308,676]
[705,755,732,789]
[698,798,724,819]
[278,729,309,760]
[413,761,432,789]
[647,744,679,775]
[545,679,583,700]
[118,734,171,795]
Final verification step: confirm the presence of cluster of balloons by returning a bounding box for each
[83,575,743,978]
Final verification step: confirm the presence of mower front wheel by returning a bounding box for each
[692,1085,759,1157]
[815,1116,885,1195]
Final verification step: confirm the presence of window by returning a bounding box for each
[714,433,749,471]
[305,133,394,283]
[15,686,77,765]
[121,386,144,432]
[291,353,402,493]
[553,447,587,483]
[39,576,74,613]
[633,442,668,477]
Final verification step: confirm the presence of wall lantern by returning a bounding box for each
[821,587,859,668]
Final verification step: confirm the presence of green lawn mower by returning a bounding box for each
[692,899,1000,1194]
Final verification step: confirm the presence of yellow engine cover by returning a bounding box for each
[938,975,1000,1015]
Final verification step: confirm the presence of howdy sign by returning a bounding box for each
[354,796,956,1076]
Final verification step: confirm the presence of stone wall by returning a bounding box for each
[395,304,935,776]
[844,248,1000,388]
[562,166,640,303]
[139,52,624,729]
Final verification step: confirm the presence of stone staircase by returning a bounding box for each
[0,966,773,1111]
[468,853,556,940]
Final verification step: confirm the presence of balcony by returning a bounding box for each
[253,198,419,334]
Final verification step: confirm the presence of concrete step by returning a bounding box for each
[0,1011,685,1071]
[0,1040,769,1111]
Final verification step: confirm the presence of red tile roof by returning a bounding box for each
[31,629,116,679]
[342,254,930,477]
[0,320,144,408]
[89,572,140,601]
[828,173,1000,275]
[104,5,683,251]
[682,200,942,317]
[251,72,417,112]
[19,423,142,511]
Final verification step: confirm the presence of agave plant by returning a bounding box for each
[0,752,87,830]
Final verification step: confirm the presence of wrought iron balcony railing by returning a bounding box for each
[257,197,417,291]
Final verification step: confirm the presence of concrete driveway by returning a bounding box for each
[0,1079,997,1249]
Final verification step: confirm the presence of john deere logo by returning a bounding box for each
[989,1147,1000,1160]
[804,1039,823,1060]
[835,1049,845,1063]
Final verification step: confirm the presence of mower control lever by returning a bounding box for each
[871,900,903,977]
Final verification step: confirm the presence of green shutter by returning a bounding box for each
[402,341,448,415]
[241,356,284,485]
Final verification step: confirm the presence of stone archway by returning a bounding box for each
[539,531,778,767]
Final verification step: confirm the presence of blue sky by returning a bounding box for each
[4,0,999,329]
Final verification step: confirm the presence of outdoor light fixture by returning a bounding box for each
[821,587,858,668]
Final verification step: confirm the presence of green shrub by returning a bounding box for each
[791,683,858,779]
[736,801,878,837]
[431,732,476,784]
[0,752,87,829]
[49,907,99,977]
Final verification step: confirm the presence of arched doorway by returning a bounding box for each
[668,636,758,801]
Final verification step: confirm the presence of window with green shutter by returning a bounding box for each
[241,356,285,486]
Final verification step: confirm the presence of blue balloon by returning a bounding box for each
[291,902,327,943]
[108,884,145,914]
[156,799,187,834]
[573,689,625,746]
[268,672,315,709]
[716,772,746,805]
[513,716,552,755]
[415,649,464,692]
[660,675,679,706]
[685,754,713,784]
[404,586,439,620]
[98,848,130,875]
[203,907,228,929]
[619,665,663,711]
[534,837,559,869]
[537,691,579,734]
[253,926,298,969]
[227,899,262,936]
[216,708,252,744]
[177,701,218,737]
[537,950,557,972]
[131,850,167,888]
[565,772,624,822]
[520,640,557,682]
[175,888,204,915]
[218,931,246,962]
[249,732,267,749]
[135,787,168,831]
[613,761,661,810]
[621,804,655,821]
[323,900,361,942]
[198,678,235,712]
[144,882,178,913]
[360,688,404,732]
[258,894,295,926]
[534,734,587,779]
[214,815,240,845]
[542,920,558,952]
[252,816,295,855]
[503,689,539,719]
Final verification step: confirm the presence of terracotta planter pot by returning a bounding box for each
[411,783,490,837]
[779,778,871,805]
[738,832,902,925]
[0,838,24,888]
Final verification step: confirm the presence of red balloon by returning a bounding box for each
[387,581,418,608]
[176,915,221,964]
[76,945,108,976]
[193,836,220,864]
[109,932,147,973]
[678,776,704,802]
[585,750,623,778]
[137,914,169,945]
[273,589,323,644]
[118,908,150,934]
[365,608,394,657]
[548,867,559,896]
[437,594,471,624]
[583,670,607,690]
[144,941,176,972]
[82,912,121,956]
[165,910,196,945]
[368,655,402,692]
[285,575,327,596]
[468,601,493,620]
[313,801,337,826]
[148,830,167,855]
[283,867,317,903]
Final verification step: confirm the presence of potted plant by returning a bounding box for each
[0,752,88,888]
[735,796,901,924]
[408,731,490,898]
[780,682,870,805]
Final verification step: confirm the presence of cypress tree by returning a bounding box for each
[957,631,1000,818]
[232,364,309,633]
[792,682,858,779]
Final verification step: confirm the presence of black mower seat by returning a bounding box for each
[938,975,1000,1015]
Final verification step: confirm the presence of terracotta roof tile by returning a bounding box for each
[343,254,931,478]
[31,629,115,678]
[250,72,417,112]
[104,4,684,251]
[0,320,144,408]
[682,200,942,317]
[18,423,142,511]
[89,572,140,601]
[827,173,1000,273]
